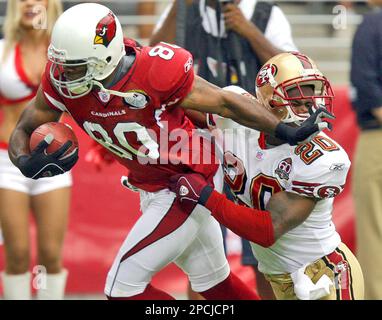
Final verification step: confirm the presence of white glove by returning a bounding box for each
[291,264,334,300]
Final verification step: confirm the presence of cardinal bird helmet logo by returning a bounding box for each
[94,12,117,48]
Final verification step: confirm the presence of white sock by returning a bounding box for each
[36,269,68,300]
[2,272,31,300]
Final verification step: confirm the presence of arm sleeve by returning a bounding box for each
[264,6,298,52]
[350,14,382,111]
[204,189,275,247]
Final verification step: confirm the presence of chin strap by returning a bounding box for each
[91,55,136,99]
[92,80,136,99]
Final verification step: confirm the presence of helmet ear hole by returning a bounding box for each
[106,56,112,63]
[269,101,277,108]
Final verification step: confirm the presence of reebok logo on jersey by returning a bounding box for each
[330,163,345,171]
[179,185,189,196]
[184,57,193,73]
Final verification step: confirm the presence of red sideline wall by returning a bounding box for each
[0,86,359,295]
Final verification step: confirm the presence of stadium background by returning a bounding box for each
[0,0,365,298]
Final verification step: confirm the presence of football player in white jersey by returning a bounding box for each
[170,52,364,300]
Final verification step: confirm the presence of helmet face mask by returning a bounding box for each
[47,3,126,99]
[48,45,106,98]
[271,75,334,125]
[256,52,334,126]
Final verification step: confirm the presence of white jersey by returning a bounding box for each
[211,86,350,274]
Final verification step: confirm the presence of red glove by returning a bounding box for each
[85,142,115,171]
[169,173,214,206]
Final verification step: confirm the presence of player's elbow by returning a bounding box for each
[258,219,278,247]
[245,220,277,248]
[212,91,230,117]
[272,218,294,242]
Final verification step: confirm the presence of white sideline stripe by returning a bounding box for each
[44,92,68,112]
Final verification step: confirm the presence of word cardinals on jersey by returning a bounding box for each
[41,39,219,192]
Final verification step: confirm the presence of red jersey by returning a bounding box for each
[41,40,218,191]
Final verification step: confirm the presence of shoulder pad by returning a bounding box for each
[147,43,193,93]
[289,140,350,199]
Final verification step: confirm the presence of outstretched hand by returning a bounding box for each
[274,107,335,145]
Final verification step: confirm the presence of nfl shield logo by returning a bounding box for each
[98,91,110,103]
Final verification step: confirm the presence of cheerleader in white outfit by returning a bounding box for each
[0,0,70,300]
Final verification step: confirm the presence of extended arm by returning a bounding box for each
[181,76,279,134]
[203,188,316,246]
[170,173,316,247]
[180,76,332,144]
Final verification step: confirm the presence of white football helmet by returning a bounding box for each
[48,3,126,98]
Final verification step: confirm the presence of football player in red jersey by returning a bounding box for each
[8,3,333,300]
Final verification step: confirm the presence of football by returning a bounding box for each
[30,122,79,157]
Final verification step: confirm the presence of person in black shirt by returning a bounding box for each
[350,0,382,300]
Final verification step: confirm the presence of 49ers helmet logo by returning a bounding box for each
[94,12,117,48]
[256,64,278,87]
[316,186,342,199]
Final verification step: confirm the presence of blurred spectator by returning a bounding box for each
[151,0,297,300]
[0,0,71,300]
[350,0,382,300]
[151,0,296,92]
[136,1,157,39]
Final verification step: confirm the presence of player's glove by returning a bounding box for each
[17,135,78,179]
[169,173,214,206]
[274,107,335,145]
[85,142,115,171]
